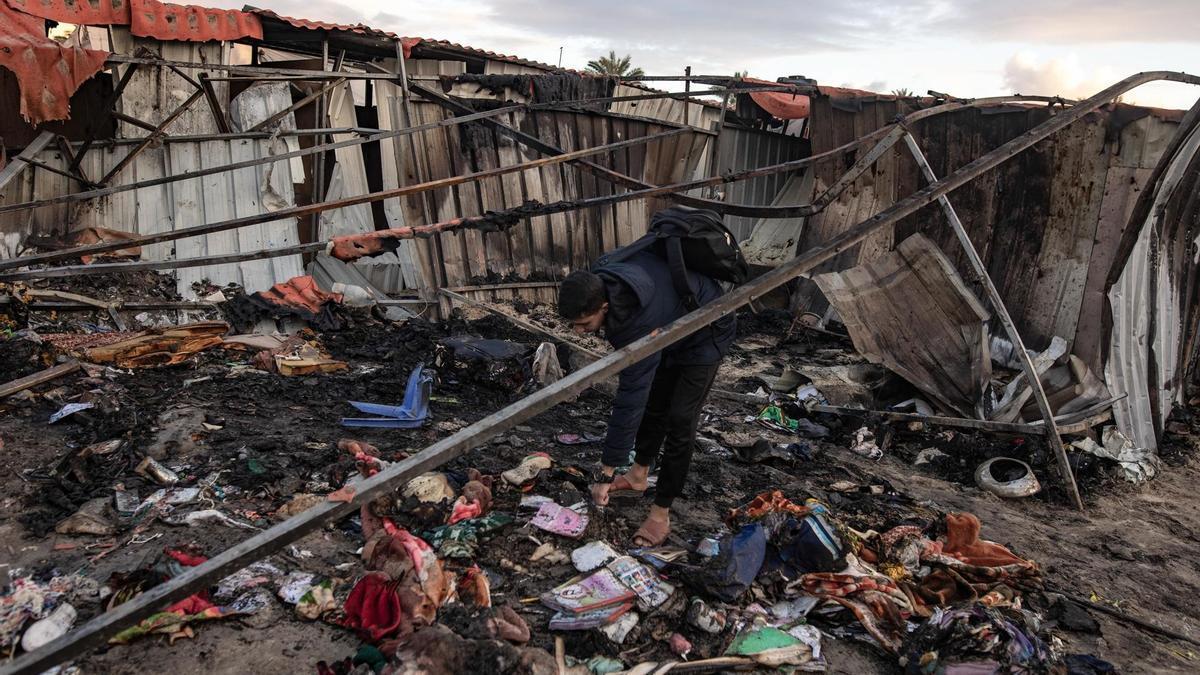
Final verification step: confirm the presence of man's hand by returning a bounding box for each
[591,481,612,507]
[590,464,616,506]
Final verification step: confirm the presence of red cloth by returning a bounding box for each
[942,513,1030,568]
[343,573,403,642]
[165,548,208,567]
[0,2,108,123]
[166,593,215,615]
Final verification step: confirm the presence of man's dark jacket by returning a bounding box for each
[595,250,736,466]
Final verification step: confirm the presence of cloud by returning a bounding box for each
[946,0,1198,43]
[1001,52,1119,98]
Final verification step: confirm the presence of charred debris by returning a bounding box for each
[2,3,1200,674]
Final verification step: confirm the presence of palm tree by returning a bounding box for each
[586,51,644,78]
[891,87,914,97]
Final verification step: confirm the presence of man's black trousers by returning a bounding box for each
[633,361,719,508]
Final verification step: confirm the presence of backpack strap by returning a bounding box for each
[665,235,699,311]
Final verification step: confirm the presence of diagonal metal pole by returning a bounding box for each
[1,71,1192,675]
[900,131,1084,510]
[99,90,205,185]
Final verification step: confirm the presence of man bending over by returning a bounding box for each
[557,236,735,546]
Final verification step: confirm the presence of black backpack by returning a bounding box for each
[595,207,750,310]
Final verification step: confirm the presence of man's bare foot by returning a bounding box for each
[632,505,671,547]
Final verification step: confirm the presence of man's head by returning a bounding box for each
[558,270,608,335]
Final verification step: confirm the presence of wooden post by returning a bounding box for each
[900,131,1085,510]
[683,65,691,127]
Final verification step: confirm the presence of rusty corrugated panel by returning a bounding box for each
[0,2,108,123]
[4,0,130,25]
[131,0,262,42]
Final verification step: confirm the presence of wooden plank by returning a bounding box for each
[1021,118,1110,352]
[444,110,488,281]
[497,111,532,277]
[474,123,515,277]
[535,112,569,277]
[420,106,467,287]
[572,113,602,263]
[0,362,80,398]
[518,114,552,275]
[1074,166,1154,371]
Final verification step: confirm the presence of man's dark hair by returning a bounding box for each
[558,270,607,319]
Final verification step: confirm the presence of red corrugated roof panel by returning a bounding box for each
[3,0,131,25]
[131,0,262,42]
[0,1,108,123]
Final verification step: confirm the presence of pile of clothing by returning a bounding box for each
[686,490,1099,672]
[333,440,523,658]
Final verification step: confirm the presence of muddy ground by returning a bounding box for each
[1,296,1198,674]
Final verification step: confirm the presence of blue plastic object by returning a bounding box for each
[341,364,432,428]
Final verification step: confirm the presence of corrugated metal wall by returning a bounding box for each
[712,125,807,240]
[0,137,306,297]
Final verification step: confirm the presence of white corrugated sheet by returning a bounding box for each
[1106,120,1200,450]
[0,139,305,298]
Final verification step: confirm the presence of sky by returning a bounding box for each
[213,0,1199,109]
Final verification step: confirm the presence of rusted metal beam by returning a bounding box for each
[900,131,1084,510]
[24,158,101,189]
[0,92,1066,218]
[98,89,206,185]
[248,77,347,132]
[110,111,159,133]
[54,136,92,187]
[0,129,689,279]
[198,73,232,134]
[0,108,522,217]
[2,72,1194,675]
[70,62,140,173]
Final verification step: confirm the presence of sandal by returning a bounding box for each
[632,516,671,547]
[607,474,647,498]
